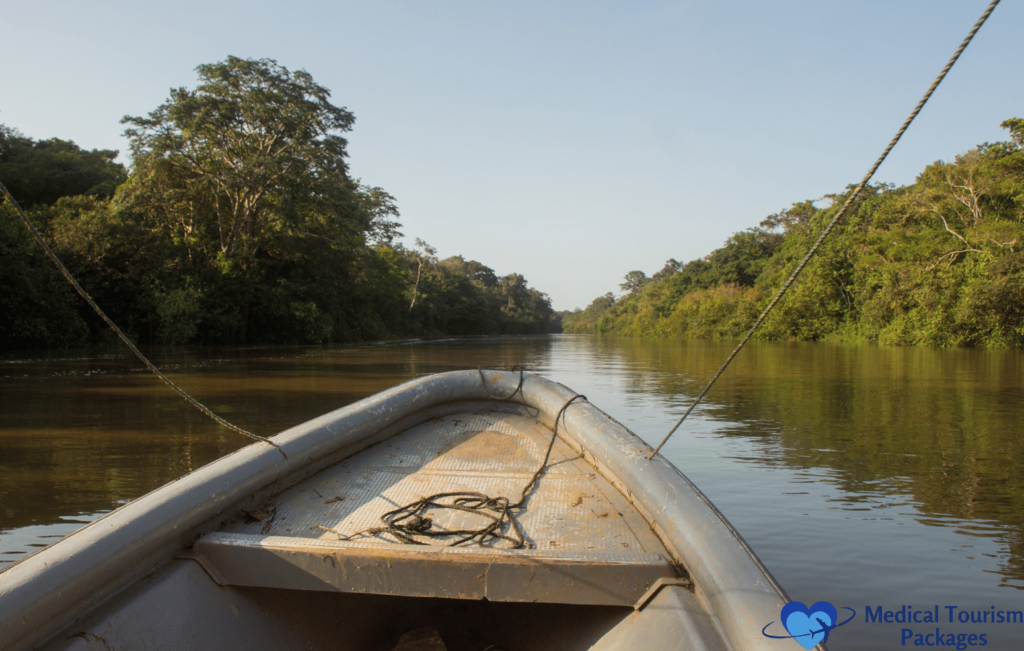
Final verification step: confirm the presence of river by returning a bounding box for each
[2,335,1022,649]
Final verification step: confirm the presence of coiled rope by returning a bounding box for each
[0,181,286,458]
[318,370,587,548]
[649,0,1002,459]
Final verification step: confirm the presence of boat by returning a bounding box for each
[0,369,800,651]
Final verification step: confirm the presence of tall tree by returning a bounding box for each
[408,238,437,311]
[620,270,649,295]
[120,56,360,262]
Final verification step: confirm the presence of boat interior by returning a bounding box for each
[47,403,720,651]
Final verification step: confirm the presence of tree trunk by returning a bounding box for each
[409,259,423,312]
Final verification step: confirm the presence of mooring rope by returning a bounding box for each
[317,379,587,549]
[648,0,1002,460]
[0,181,287,458]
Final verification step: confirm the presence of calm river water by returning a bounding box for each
[1,335,1022,649]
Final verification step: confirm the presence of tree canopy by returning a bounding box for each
[120,56,366,262]
[0,126,126,208]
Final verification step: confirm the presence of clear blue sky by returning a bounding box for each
[2,1,1019,310]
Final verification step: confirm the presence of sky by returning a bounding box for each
[1,1,1020,311]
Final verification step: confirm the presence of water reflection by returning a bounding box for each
[564,337,1024,590]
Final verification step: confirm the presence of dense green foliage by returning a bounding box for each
[564,119,1024,348]
[0,125,126,208]
[0,58,553,351]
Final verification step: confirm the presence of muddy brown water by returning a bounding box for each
[2,335,1022,649]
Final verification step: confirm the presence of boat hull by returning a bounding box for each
[0,370,801,651]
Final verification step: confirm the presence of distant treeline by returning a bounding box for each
[563,118,1024,348]
[0,57,554,351]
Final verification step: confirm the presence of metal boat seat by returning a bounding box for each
[186,532,680,606]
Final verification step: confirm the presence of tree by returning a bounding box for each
[652,258,682,280]
[759,200,819,235]
[0,125,126,208]
[702,228,783,286]
[983,118,1024,223]
[620,270,649,295]
[499,273,527,311]
[1002,118,1024,147]
[0,126,126,350]
[438,255,498,287]
[120,56,359,262]
[356,182,402,246]
[0,202,89,350]
[496,273,553,333]
[408,238,437,311]
[588,292,616,312]
[116,57,388,344]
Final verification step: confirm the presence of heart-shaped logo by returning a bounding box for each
[781,601,837,650]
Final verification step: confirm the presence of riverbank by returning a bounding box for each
[1,58,556,352]
[564,119,1024,349]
